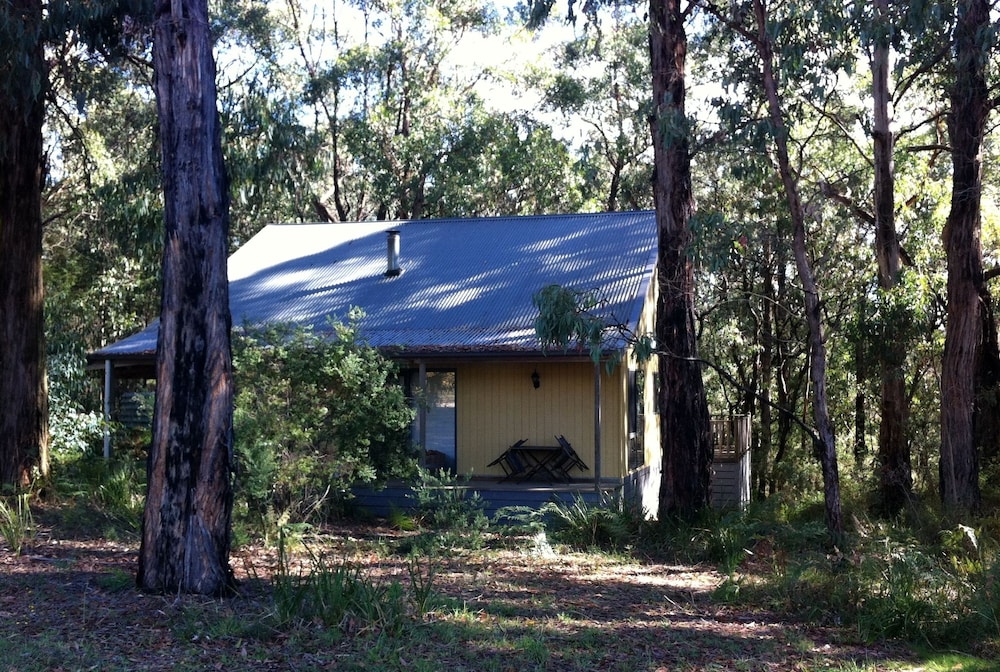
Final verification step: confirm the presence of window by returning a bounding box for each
[628,368,645,471]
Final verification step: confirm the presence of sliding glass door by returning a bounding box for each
[409,370,456,471]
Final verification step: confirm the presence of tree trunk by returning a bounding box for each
[0,0,48,487]
[940,0,989,513]
[649,0,713,518]
[755,233,775,499]
[871,0,912,515]
[138,0,236,595]
[752,0,842,539]
[975,297,1000,461]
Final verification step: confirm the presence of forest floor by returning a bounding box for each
[0,516,983,672]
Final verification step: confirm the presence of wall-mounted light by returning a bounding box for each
[531,369,540,389]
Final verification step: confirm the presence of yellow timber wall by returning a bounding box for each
[455,360,628,480]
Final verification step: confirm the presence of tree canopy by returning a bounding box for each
[14,0,1000,536]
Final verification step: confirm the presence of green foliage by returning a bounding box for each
[408,467,488,531]
[709,503,1000,648]
[92,459,145,531]
[47,351,107,458]
[507,493,649,551]
[532,21,654,211]
[0,493,34,556]
[532,284,612,360]
[264,0,586,221]
[272,534,438,634]
[231,317,415,534]
[398,468,489,552]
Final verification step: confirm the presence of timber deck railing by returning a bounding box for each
[711,415,751,463]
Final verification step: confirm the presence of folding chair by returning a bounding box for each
[555,435,589,474]
[487,439,528,481]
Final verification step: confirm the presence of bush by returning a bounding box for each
[232,316,416,533]
[505,492,648,551]
[47,350,107,459]
[408,467,488,532]
[399,468,490,552]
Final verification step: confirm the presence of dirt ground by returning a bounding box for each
[0,521,925,672]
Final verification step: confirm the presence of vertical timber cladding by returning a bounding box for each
[456,361,628,479]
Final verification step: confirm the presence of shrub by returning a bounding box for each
[47,350,107,458]
[525,492,648,551]
[408,467,488,532]
[399,468,490,552]
[232,315,416,532]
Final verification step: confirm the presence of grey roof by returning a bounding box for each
[91,211,658,360]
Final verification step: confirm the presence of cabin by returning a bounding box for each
[88,211,749,518]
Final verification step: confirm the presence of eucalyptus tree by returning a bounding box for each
[867,0,913,514]
[816,0,959,514]
[940,0,993,513]
[213,1,329,241]
[692,154,813,498]
[137,0,235,595]
[273,0,586,221]
[523,0,713,517]
[533,14,654,211]
[2,0,153,485]
[43,45,163,458]
[699,0,856,538]
[647,0,714,518]
[0,0,47,486]
[45,31,162,349]
[422,111,585,216]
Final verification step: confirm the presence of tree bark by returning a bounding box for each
[752,0,842,539]
[871,0,912,515]
[755,235,774,499]
[940,0,989,513]
[975,298,1000,461]
[138,0,236,595]
[0,0,48,487]
[650,0,713,518]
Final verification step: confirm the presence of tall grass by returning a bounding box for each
[0,493,33,556]
[272,532,438,635]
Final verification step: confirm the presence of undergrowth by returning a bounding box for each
[0,492,34,556]
[271,532,438,635]
[505,491,1000,653]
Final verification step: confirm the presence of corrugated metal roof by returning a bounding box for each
[91,211,658,359]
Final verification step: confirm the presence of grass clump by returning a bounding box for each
[272,531,439,635]
[541,492,648,550]
[0,492,34,556]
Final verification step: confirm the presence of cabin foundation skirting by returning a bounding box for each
[351,480,621,520]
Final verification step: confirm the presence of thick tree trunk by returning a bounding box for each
[753,0,842,539]
[0,0,48,487]
[871,0,912,515]
[649,0,713,518]
[940,0,989,513]
[138,0,235,595]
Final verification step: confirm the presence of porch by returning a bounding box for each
[352,478,624,521]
